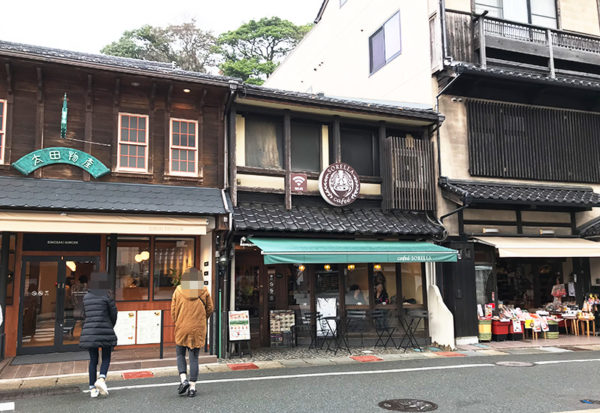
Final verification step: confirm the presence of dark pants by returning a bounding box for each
[176,345,200,382]
[88,346,112,386]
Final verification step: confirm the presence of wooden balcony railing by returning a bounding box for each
[446,9,600,77]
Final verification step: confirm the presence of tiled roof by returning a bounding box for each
[0,40,236,86]
[240,84,442,122]
[578,217,600,238]
[0,176,229,215]
[453,63,600,91]
[439,178,600,208]
[233,202,443,236]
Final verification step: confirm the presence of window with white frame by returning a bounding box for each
[0,100,6,164]
[369,11,402,74]
[170,118,198,176]
[475,0,557,28]
[117,113,149,172]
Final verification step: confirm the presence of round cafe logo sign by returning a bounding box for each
[318,162,360,206]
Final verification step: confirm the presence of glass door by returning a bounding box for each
[18,256,99,354]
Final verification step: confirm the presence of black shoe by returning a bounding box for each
[187,389,197,398]
[178,380,190,395]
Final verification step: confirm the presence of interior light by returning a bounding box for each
[482,228,499,234]
[183,88,191,93]
[539,229,555,235]
[324,264,331,271]
[140,251,150,261]
[135,254,142,263]
[298,265,306,272]
[373,264,382,271]
[131,82,140,87]
[347,264,355,271]
[66,261,77,272]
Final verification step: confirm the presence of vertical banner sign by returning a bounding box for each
[60,93,68,138]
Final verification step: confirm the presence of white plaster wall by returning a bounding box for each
[266,0,433,107]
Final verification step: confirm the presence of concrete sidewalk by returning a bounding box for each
[2,338,600,393]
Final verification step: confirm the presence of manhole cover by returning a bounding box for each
[581,399,600,405]
[378,399,438,411]
[495,361,535,367]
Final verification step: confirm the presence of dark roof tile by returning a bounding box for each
[0,176,228,215]
[234,202,443,236]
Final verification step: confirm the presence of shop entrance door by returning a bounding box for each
[18,256,99,354]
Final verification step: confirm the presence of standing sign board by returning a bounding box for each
[228,310,251,341]
[114,311,136,345]
[136,310,162,344]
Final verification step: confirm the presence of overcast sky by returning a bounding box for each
[0,0,323,54]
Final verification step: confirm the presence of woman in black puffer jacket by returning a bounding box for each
[80,272,117,397]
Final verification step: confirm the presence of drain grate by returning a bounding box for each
[378,399,438,411]
[495,361,535,367]
[581,399,600,405]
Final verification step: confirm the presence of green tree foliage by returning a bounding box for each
[101,20,216,73]
[216,17,312,85]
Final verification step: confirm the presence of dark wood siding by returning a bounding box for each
[0,59,227,188]
[468,99,600,183]
[383,136,436,211]
[445,10,476,64]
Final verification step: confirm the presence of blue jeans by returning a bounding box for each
[176,345,199,382]
[88,347,112,386]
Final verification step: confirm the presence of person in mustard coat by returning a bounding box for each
[171,268,214,398]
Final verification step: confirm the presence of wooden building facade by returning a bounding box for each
[0,41,232,358]
[433,1,600,342]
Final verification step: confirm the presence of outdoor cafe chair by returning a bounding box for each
[345,309,369,347]
[397,309,427,352]
[372,309,397,349]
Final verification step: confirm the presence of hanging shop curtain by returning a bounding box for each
[475,237,600,258]
[249,238,458,265]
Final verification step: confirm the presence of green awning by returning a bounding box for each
[249,238,458,264]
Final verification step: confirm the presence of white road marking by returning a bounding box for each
[95,363,496,392]
[535,358,600,365]
[0,401,15,412]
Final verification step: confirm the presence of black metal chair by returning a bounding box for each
[397,309,427,352]
[372,309,397,349]
[293,311,321,349]
[345,309,369,347]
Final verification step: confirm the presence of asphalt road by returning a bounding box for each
[6,351,600,413]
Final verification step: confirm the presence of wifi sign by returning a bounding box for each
[290,173,307,192]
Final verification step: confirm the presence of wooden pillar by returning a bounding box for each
[34,67,44,178]
[196,89,207,182]
[0,233,9,359]
[108,234,117,291]
[111,78,121,169]
[4,63,13,164]
[163,84,173,176]
[284,110,292,210]
[83,74,94,181]
[333,116,341,163]
[378,123,387,210]
[547,29,555,79]
[229,105,237,207]
[478,17,487,69]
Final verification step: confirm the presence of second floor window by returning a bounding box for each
[118,113,148,172]
[0,100,5,164]
[291,120,321,172]
[475,0,557,29]
[245,115,283,169]
[340,126,379,177]
[170,119,198,176]
[369,11,401,74]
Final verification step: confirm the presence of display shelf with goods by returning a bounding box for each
[269,310,296,347]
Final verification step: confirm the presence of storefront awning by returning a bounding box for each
[249,238,458,264]
[0,211,210,235]
[475,236,600,258]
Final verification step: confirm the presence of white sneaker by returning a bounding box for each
[90,388,99,398]
[94,378,109,396]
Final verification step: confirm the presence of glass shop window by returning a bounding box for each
[401,262,424,305]
[115,237,151,301]
[245,115,284,169]
[373,264,397,306]
[344,264,370,305]
[291,120,321,172]
[153,238,195,300]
